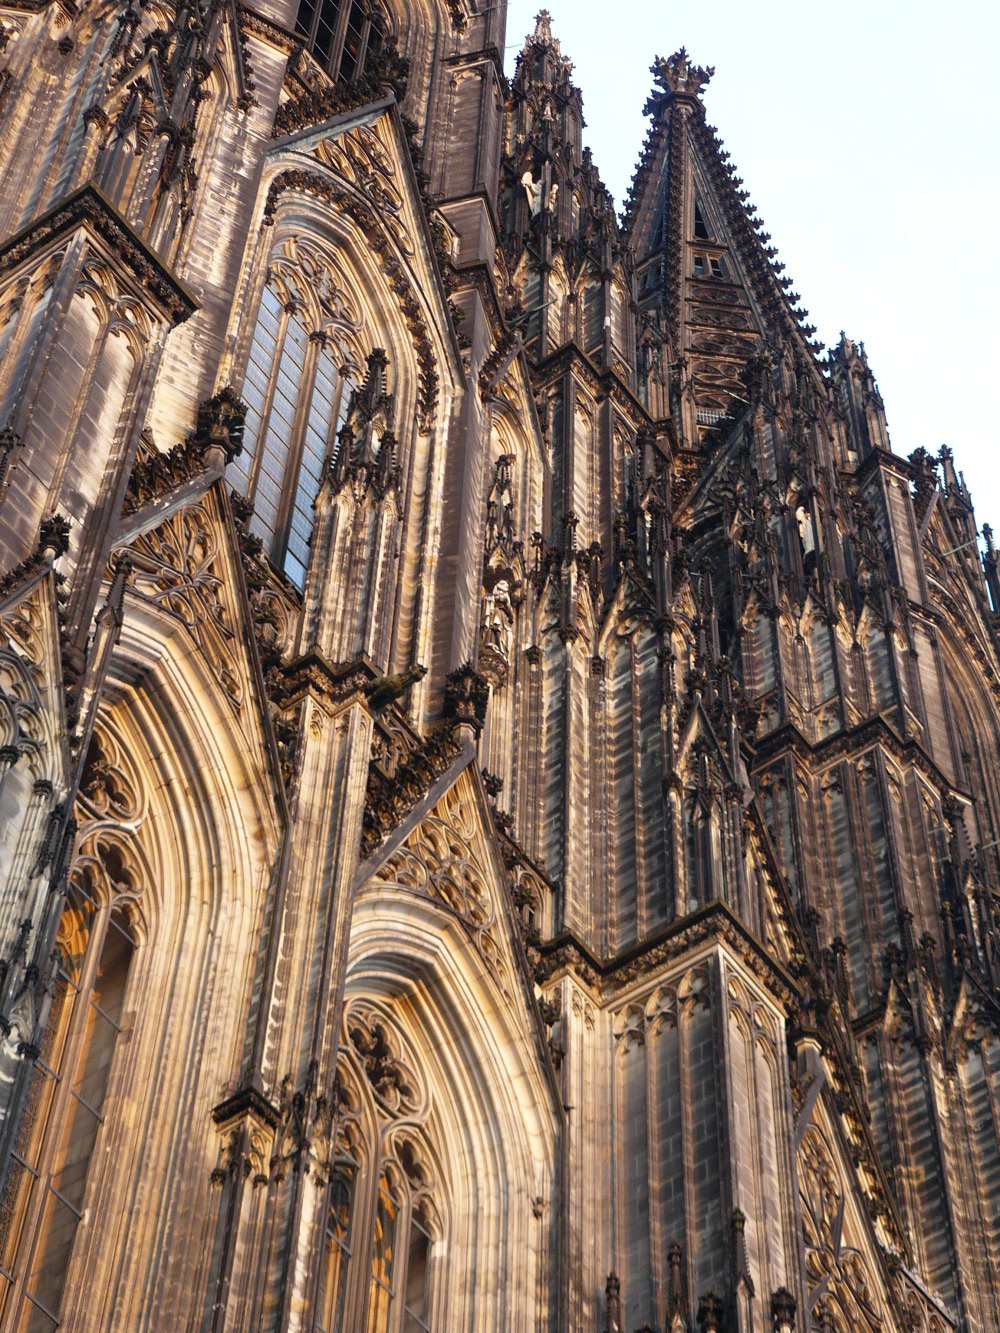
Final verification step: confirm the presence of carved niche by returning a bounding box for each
[478,452,525,689]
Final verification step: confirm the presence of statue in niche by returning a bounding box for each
[521,170,542,216]
[795,503,815,555]
[479,576,515,687]
[795,502,817,577]
[482,578,514,656]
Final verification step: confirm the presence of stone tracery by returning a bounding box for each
[130,498,243,707]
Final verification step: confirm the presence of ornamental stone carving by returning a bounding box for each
[343,998,425,1120]
[799,1124,883,1331]
[70,727,149,909]
[316,125,414,259]
[129,499,243,708]
[381,783,515,1003]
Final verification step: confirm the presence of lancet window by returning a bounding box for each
[232,239,365,589]
[295,0,386,84]
[316,1148,359,1331]
[316,1004,440,1332]
[317,1134,438,1333]
[0,882,136,1329]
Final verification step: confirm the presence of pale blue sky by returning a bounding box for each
[504,1,1000,534]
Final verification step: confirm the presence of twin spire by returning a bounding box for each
[511,13,818,431]
[524,11,708,108]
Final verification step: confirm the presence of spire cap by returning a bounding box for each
[521,9,566,61]
[645,48,714,113]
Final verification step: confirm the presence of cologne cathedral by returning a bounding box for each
[0,0,998,1328]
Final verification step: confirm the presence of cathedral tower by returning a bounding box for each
[0,4,995,1331]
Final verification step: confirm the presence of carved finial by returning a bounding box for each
[532,9,556,47]
[731,1207,755,1295]
[443,662,490,738]
[361,347,389,411]
[519,9,570,67]
[697,1290,724,1331]
[771,1287,797,1332]
[647,48,715,111]
[38,513,71,561]
[196,385,247,464]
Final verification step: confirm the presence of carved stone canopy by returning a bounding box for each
[328,347,398,497]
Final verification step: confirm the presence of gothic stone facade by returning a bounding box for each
[0,3,996,1331]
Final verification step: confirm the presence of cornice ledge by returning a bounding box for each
[269,650,378,713]
[854,443,914,483]
[444,44,508,94]
[212,1081,281,1130]
[529,339,650,423]
[237,3,300,54]
[0,184,196,325]
[750,712,967,802]
[535,899,801,1002]
[271,44,407,139]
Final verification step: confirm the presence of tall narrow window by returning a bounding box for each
[693,199,711,239]
[295,0,385,84]
[402,1207,432,1332]
[326,1024,441,1332]
[316,1158,357,1333]
[0,884,135,1329]
[367,1175,398,1332]
[233,279,354,590]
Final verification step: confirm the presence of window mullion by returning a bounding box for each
[331,1,351,79]
[390,1193,414,1333]
[308,0,323,50]
[273,329,320,572]
[357,14,371,73]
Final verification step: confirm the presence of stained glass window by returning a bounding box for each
[294,0,385,84]
[0,887,134,1329]
[234,283,354,590]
